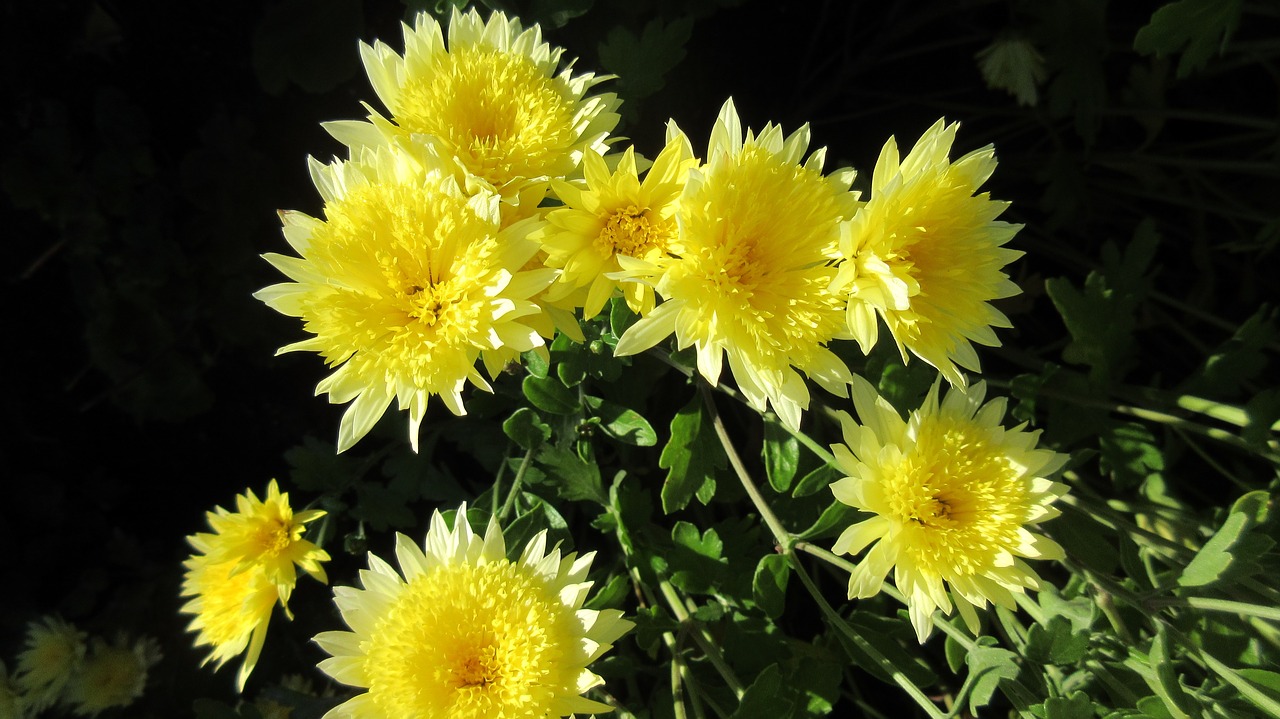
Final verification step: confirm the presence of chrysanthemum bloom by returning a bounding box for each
[830,375,1069,642]
[314,505,633,718]
[194,479,330,602]
[831,119,1024,388]
[181,481,330,690]
[542,131,696,319]
[63,636,161,717]
[15,616,85,711]
[0,660,28,719]
[328,8,620,212]
[613,99,861,431]
[255,145,556,451]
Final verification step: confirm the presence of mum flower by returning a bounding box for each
[314,504,633,718]
[613,99,861,431]
[63,635,161,717]
[329,8,620,210]
[830,375,1068,642]
[542,132,696,319]
[0,661,23,719]
[832,119,1024,387]
[181,481,329,690]
[15,616,85,711]
[255,145,555,452]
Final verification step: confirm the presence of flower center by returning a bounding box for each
[397,48,577,187]
[884,415,1027,576]
[597,205,666,258]
[362,561,579,719]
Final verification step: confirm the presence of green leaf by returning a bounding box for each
[1134,0,1242,78]
[1179,510,1250,587]
[762,421,800,493]
[729,664,794,719]
[658,397,724,513]
[1025,616,1090,666]
[535,444,606,505]
[584,572,630,611]
[607,296,637,343]
[1146,628,1194,719]
[1099,422,1165,491]
[552,332,587,387]
[1236,669,1280,703]
[522,374,580,415]
[503,408,552,451]
[285,436,359,495]
[964,645,1022,715]
[1046,221,1158,384]
[1181,306,1277,397]
[1042,692,1096,719]
[792,463,841,498]
[350,481,416,531]
[528,0,593,28]
[797,500,858,541]
[668,521,727,594]
[597,18,694,100]
[521,348,550,379]
[752,554,790,619]
[584,395,657,446]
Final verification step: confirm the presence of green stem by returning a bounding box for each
[765,412,838,465]
[1150,596,1280,623]
[790,559,946,719]
[657,578,747,700]
[498,448,535,521]
[698,381,795,549]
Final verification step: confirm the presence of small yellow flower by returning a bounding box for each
[255,144,556,452]
[314,504,633,718]
[63,635,161,717]
[329,8,620,210]
[832,119,1024,387]
[613,99,861,431]
[830,375,1068,642]
[543,133,697,319]
[0,660,28,719]
[15,616,85,711]
[181,481,330,690]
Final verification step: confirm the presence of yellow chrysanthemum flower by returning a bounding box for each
[63,635,161,717]
[832,119,1024,387]
[255,144,556,452]
[314,504,633,719]
[0,660,28,719]
[181,481,330,690]
[15,616,85,711]
[328,8,620,210]
[613,99,861,430]
[830,375,1069,642]
[542,133,696,319]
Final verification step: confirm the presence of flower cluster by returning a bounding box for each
[4,616,160,717]
[246,10,1068,713]
[180,480,330,690]
[259,6,1028,449]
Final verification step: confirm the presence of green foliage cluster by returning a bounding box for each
[5,0,1279,717]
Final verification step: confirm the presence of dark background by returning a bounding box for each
[3,0,1277,714]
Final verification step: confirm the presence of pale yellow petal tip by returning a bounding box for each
[312,504,631,715]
